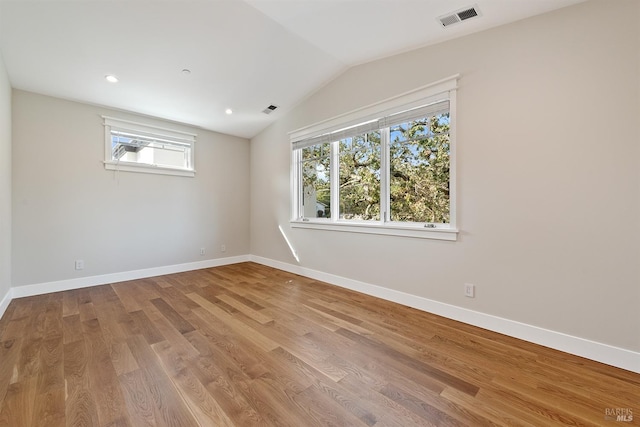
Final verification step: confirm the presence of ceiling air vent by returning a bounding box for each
[438,6,480,27]
[262,104,278,115]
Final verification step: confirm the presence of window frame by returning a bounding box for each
[103,116,197,177]
[290,75,459,241]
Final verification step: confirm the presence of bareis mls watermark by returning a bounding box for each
[604,408,633,422]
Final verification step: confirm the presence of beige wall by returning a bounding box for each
[251,0,640,352]
[0,52,11,300]
[12,90,250,286]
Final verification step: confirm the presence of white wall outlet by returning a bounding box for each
[464,283,475,298]
[200,247,205,256]
[221,244,226,253]
[75,260,84,270]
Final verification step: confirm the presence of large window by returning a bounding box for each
[103,116,196,177]
[290,76,458,240]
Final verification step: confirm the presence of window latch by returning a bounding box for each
[424,223,436,228]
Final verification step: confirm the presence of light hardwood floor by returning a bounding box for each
[0,262,637,426]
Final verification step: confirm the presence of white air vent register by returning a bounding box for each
[438,6,480,27]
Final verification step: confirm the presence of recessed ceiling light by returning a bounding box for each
[105,75,119,83]
[225,108,233,115]
[181,69,191,75]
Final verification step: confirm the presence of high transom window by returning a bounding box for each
[103,116,196,177]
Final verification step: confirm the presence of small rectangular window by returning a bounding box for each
[103,116,196,177]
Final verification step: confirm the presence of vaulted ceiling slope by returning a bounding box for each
[0,0,584,139]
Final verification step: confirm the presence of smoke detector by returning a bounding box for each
[438,6,480,27]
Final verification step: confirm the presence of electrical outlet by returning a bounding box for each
[75,260,84,270]
[464,283,475,298]
[221,244,226,253]
[200,247,205,256]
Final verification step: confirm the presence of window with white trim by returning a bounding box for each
[103,116,196,177]
[290,75,458,240]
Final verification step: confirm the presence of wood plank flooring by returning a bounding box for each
[0,262,637,426]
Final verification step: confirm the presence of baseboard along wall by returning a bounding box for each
[249,255,640,375]
[0,287,12,321]
[9,255,251,299]
[0,254,637,374]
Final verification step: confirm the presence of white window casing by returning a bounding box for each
[290,75,459,241]
[103,116,196,177]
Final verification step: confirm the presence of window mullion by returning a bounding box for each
[292,149,301,220]
[330,140,339,222]
[448,88,457,229]
[380,127,390,224]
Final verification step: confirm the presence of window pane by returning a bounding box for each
[301,143,331,218]
[111,131,192,170]
[389,114,450,223]
[339,131,381,220]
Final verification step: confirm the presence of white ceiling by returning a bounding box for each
[0,0,584,139]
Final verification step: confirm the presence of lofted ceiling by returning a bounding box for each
[0,0,584,139]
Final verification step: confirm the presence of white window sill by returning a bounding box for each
[104,161,195,177]
[290,220,458,241]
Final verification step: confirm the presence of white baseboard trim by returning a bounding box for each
[11,255,251,299]
[0,287,13,321]
[4,254,638,374]
[250,255,640,374]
